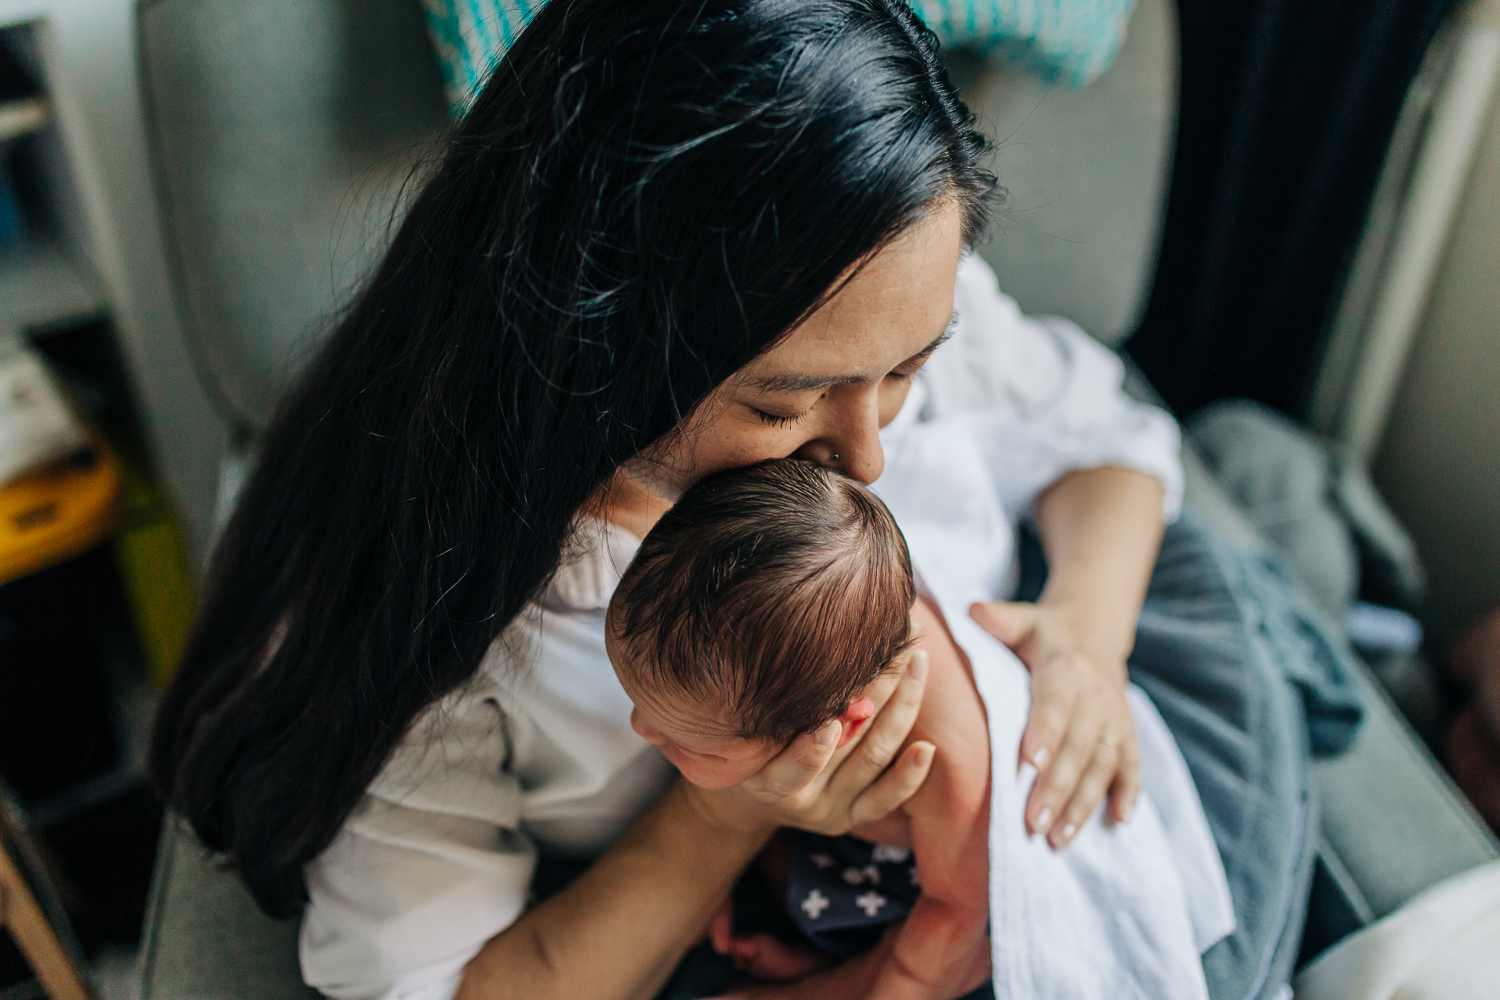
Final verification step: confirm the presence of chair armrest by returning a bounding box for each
[1312,660,1499,921]
[138,815,318,1000]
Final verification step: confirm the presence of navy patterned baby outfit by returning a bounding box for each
[784,830,923,957]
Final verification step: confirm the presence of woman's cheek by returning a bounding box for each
[710,423,808,471]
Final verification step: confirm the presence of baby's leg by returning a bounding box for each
[710,837,831,981]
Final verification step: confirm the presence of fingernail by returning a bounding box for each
[1061,823,1077,843]
[914,743,935,768]
[1030,746,1049,770]
[815,720,840,748]
[909,649,929,681]
[1035,807,1053,832]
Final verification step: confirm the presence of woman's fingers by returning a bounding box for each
[728,643,930,837]
[1049,732,1121,848]
[1018,645,1081,782]
[829,649,929,799]
[969,600,1036,649]
[753,718,842,798]
[1106,729,1142,825]
[848,740,935,829]
[1026,682,1103,837]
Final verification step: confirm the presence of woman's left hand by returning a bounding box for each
[969,597,1140,849]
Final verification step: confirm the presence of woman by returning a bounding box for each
[152,2,1309,999]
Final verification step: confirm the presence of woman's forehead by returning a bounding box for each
[743,205,963,384]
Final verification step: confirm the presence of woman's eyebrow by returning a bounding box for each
[744,313,958,393]
[906,313,958,366]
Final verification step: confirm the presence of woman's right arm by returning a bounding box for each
[456,653,935,1000]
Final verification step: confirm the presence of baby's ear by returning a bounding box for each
[835,697,876,748]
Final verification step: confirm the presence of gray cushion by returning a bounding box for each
[1175,435,1499,927]
[138,817,317,1000]
[1312,665,1500,920]
[957,0,1177,347]
[138,0,449,429]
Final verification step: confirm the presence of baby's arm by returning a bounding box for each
[867,596,992,1000]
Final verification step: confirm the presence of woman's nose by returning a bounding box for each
[796,394,885,484]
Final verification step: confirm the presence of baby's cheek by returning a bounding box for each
[670,750,755,790]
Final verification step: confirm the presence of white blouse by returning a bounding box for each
[298,255,1184,1000]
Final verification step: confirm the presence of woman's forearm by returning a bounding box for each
[456,782,774,1000]
[1032,465,1166,663]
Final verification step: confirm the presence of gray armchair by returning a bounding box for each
[134,1,1497,997]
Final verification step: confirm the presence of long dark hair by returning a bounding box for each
[151,0,993,918]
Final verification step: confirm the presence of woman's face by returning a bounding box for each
[634,202,965,494]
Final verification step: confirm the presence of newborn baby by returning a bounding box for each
[605,458,991,999]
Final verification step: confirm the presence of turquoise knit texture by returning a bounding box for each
[420,0,1136,113]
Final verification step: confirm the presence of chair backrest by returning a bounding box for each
[964,0,1177,347]
[138,0,449,431]
[139,0,1177,434]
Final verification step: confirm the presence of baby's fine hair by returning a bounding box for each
[610,459,915,743]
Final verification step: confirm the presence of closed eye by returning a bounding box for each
[753,407,809,427]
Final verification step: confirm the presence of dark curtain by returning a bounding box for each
[1129,0,1459,419]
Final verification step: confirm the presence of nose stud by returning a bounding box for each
[831,451,841,463]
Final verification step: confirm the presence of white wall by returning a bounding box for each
[3,0,227,564]
[1375,75,1500,648]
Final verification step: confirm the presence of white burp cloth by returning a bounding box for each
[874,409,1235,1000]
[950,605,1231,1000]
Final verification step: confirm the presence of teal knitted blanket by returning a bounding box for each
[421,0,1137,113]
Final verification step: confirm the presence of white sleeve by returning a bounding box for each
[919,254,1183,520]
[300,688,537,1000]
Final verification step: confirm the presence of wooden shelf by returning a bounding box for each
[0,238,106,337]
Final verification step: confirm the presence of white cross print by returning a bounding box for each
[842,866,866,885]
[855,891,888,918]
[808,853,835,870]
[871,845,911,864]
[801,889,831,920]
[861,864,881,885]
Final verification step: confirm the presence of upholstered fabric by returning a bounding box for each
[420,0,1137,113]
[137,0,449,429]
[138,817,318,1000]
[959,0,1176,347]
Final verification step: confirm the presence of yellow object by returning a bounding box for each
[0,443,120,588]
[112,464,196,688]
[0,433,197,687]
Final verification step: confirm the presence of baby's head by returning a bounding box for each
[606,459,914,789]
